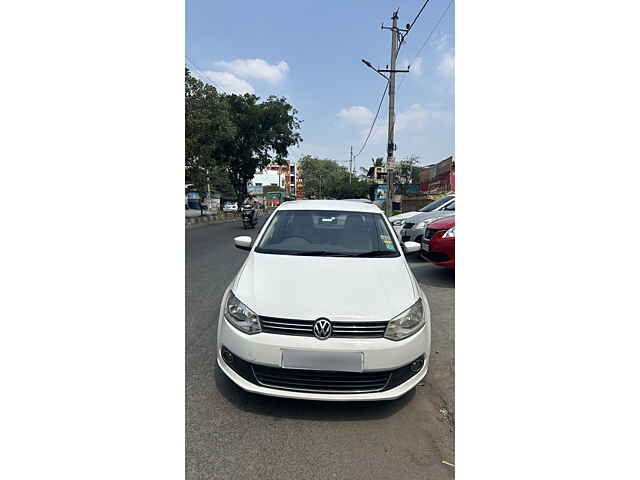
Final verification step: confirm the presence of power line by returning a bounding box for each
[186,57,219,89]
[399,0,432,52]
[354,82,388,158]
[185,56,228,93]
[398,0,454,92]
[355,1,437,160]
[408,0,431,30]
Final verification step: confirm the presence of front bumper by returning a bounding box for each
[400,227,426,243]
[217,314,430,401]
[217,350,428,401]
[420,237,455,268]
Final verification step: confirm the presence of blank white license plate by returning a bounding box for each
[422,242,430,252]
[281,350,364,372]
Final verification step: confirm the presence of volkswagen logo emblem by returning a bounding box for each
[313,318,332,340]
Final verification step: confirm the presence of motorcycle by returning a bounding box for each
[241,206,258,229]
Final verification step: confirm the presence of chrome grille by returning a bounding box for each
[259,316,388,338]
[252,365,391,393]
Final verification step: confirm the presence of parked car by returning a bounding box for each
[217,200,431,401]
[186,199,202,210]
[399,200,455,243]
[223,202,238,213]
[389,194,455,235]
[342,198,373,204]
[420,215,455,268]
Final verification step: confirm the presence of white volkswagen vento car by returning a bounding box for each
[217,200,431,401]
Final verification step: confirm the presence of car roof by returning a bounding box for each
[276,199,382,213]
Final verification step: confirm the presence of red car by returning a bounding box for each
[420,215,455,268]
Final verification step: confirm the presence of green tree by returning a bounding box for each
[222,94,302,204]
[263,183,283,193]
[185,69,302,203]
[185,69,235,198]
[299,155,370,199]
[299,156,338,198]
[397,155,421,184]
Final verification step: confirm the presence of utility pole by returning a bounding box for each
[381,11,410,216]
[206,169,212,211]
[363,11,410,215]
[349,145,353,183]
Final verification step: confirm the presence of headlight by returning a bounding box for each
[392,220,404,226]
[415,218,439,230]
[443,226,455,238]
[384,299,425,341]
[224,291,261,334]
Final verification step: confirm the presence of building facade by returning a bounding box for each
[249,162,303,199]
[294,162,304,198]
[420,156,455,195]
[367,165,388,185]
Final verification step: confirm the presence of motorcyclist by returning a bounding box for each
[242,195,257,226]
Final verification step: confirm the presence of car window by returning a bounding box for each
[418,196,454,212]
[443,201,455,211]
[255,210,399,257]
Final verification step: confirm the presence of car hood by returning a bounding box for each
[233,252,418,322]
[428,215,455,230]
[388,211,419,222]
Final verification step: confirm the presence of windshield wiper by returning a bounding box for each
[352,250,397,257]
[286,250,397,257]
[289,250,353,257]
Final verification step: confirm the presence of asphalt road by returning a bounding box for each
[186,218,455,480]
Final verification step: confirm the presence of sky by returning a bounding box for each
[186,0,454,172]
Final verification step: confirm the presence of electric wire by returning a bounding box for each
[186,56,228,94]
[398,0,454,92]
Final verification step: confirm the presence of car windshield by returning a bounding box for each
[418,196,453,212]
[255,210,400,257]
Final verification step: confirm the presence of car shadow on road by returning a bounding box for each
[407,258,455,289]
[214,366,415,421]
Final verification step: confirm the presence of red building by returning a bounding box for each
[420,156,455,194]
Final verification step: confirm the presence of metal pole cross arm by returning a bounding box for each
[362,59,390,81]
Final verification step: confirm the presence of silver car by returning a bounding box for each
[390,195,455,236]
[399,200,455,243]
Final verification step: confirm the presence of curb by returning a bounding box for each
[185,213,265,228]
[185,216,239,227]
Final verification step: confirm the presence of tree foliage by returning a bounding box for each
[397,155,421,184]
[223,94,301,203]
[185,69,302,203]
[299,155,370,200]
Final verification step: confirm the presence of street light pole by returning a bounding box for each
[384,11,400,216]
[363,10,409,216]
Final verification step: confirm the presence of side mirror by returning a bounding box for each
[402,241,421,254]
[234,236,252,251]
